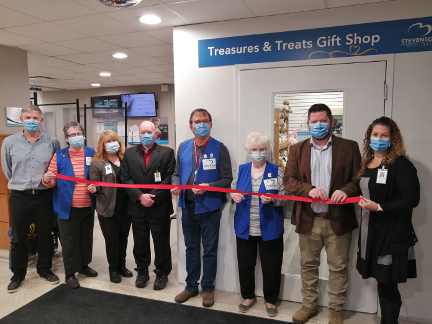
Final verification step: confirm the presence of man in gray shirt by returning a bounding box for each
[1,105,61,293]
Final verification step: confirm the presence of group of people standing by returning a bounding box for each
[1,104,419,324]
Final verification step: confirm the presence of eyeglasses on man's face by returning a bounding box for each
[67,132,84,138]
[192,120,210,125]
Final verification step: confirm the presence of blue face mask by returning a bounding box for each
[140,134,154,147]
[250,151,267,163]
[309,122,329,139]
[369,137,391,153]
[194,123,210,138]
[69,136,84,148]
[24,120,40,133]
[105,141,120,154]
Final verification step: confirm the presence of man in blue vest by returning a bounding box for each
[171,109,232,307]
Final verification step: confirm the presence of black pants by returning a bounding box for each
[131,215,172,275]
[58,207,94,276]
[9,190,54,277]
[378,281,401,303]
[98,212,131,271]
[236,235,283,305]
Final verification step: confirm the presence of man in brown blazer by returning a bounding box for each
[283,104,361,324]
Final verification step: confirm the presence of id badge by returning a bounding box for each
[86,157,92,166]
[105,164,112,175]
[202,158,216,170]
[264,178,278,190]
[376,166,388,184]
[154,171,161,182]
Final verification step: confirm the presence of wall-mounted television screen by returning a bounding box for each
[121,93,157,117]
[91,95,123,118]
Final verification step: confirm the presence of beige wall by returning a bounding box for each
[41,84,175,149]
[0,45,29,134]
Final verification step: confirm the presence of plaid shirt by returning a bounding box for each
[310,136,332,214]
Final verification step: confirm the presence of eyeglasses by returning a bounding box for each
[67,132,84,138]
[192,120,210,125]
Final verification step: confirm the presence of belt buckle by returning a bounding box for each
[32,189,35,195]
[320,214,325,219]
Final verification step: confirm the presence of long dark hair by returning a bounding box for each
[354,116,407,180]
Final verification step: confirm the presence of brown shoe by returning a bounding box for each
[174,289,199,303]
[202,291,214,307]
[292,305,318,323]
[328,308,344,324]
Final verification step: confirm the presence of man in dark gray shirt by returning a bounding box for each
[1,105,61,293]
[171,109,232,308]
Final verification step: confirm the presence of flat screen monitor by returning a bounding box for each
[121,93,157,117]
[91,95,123,118]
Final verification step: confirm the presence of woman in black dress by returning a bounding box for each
[355,117,420,324]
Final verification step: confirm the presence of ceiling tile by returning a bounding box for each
[135,72,170,79]
[74,0,160,13]
[166,0,255,24]
[29,67,72,76]
[0,5,42,28]
[131,44,173,56]
[154,55,173,63]
[144,28,173,44]
[125,56,167,67]
[104,4,191,31]
[87,61,134,70]
[97,32,165,48]
[146,64,174,72]
[150,77,174,83]
[52,14,136,37]
[0,0,98,20]
[104,75,142,81]
[19,43,82,56]
[0,30,45,47]
[91,49,146,61]
[327,0,393,7]
[56,53,113,64]
[5,22,86,42]
[29,57,80,67]
[116,67,153,75]
[161,71,174,77]
[243,0,324,16]
[58,64,101,73]
[54,38,121,52]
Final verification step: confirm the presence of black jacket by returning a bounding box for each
[121,143,175,218]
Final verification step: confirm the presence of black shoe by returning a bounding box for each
[109,271,121,284]
[78,266,98,277]
[39,269,60,284]
[7,275,24,293]
[153,270,168,290]
[135,269,150,288]
[119,266,133,278]
[65,275,80,289]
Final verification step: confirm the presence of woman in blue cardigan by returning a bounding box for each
[231,132,290,317]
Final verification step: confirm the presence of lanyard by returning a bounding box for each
[194,139,210,167]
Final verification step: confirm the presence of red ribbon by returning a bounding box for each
[56,174,360,205]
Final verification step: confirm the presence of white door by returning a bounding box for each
[237,61,389,313]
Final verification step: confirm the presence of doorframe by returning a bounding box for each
[233,54,395,314]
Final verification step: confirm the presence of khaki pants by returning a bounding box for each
[298,217,352,311]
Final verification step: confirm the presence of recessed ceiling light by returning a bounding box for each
[91,83,101,87]
[112,53,128,59]
[139,14,161,24]
[99,72,111,77]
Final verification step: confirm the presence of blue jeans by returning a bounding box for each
[181,202,221,293]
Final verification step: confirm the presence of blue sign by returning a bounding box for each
[198,16,432,67]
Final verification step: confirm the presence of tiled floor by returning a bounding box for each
[0,217,420,324]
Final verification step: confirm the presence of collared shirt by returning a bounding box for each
[142,143,155,167]
[1,131,60,191]
[310,135,332,214]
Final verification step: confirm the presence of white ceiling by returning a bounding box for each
[0,0,394,91]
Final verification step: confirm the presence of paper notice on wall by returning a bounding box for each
[104,120,117,133]
[128,124,140,144]
[96,122,104,133]
[117,120,125,137]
